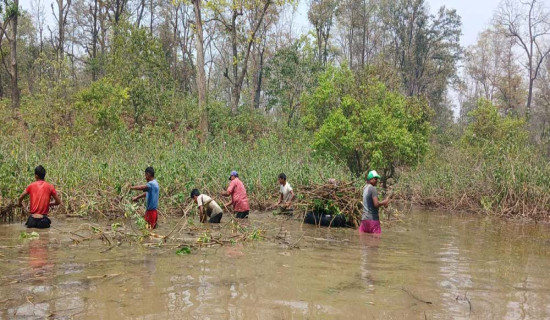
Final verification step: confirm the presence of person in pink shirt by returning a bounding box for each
[221,170,250,218]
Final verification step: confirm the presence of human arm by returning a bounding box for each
[133,193,146,202]
[277,193,283,206]
[198,205,206,223]
[368,185,389,208]
[221,181,235,197]
[372,196,390,208]
[17,190,29,207]
[130,185,149,191]
[131,183,149,201]
[50,193,62,207]
[285,189,296,208]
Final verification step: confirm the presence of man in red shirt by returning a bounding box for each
[18,165,62,229]
[221,170,250,218]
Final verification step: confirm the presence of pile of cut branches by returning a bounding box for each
[0,202,25,223]
[294,181,363,227]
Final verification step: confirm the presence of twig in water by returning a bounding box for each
[456,292,472,315]
[289,232,304,249]
[402,287,433,305]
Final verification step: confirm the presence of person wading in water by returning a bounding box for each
[18,165,62,229]
[359,170,390,234]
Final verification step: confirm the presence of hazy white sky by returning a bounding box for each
[19,0,505,48]
[427,0,503,47]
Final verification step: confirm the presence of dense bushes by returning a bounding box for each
[397,101,550,218]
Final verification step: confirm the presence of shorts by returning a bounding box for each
[26,216,51,229]
[145,209,158,229]
[209,212,223,223]
[359,220,381,234]
[279,207,294,215]
[235,211,249,219]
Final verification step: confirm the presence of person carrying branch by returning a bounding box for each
[130,166,159,229]
[360,170,390,234]
[275,173,295,214]
[191,189,223,223]
[17,165,62,229]
[221,170,250,219]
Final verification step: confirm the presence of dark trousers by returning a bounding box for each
[26,216,51,229]
[235,211,249,219]
[209,212,223,223]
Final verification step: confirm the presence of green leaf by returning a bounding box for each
[176,246,192,255]
[19,231,39,240]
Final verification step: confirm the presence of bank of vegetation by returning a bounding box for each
[1,0,550,221]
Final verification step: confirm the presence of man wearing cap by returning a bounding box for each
[360,170,390,234]
[221,171,250,219]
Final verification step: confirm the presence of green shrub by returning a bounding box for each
[306,66,433,182]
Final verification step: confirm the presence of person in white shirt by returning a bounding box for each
[276,173,295,214]
[190,189,223,223]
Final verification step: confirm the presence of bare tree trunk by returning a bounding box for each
[498,0,550,120]
[192,0,208,143]
[349,6,353,70]
[172,6,178,81]
[57,0,65,60]
[230,9,239,114]
[149,0,153,34]
[54,0,71,61]
[0,71,3,98]
[361,21,366,68]
[91,0,99,81]
[227,1,270,114]
[527,77,534,119]
[253,46,264,109]
[10,0,19,109]
[136,0,145,28]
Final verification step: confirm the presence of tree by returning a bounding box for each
[107,23,171,127]
[51,0,71,61]
[206,0,279,114]
[335,0,383,70]
[461,27,524,117]
[533,58,550,144]
[308,0,337,65]
[0,0,20,108]
[71,0,101,81]
[308,66,433,182]
[264,37,320,125]
[496,0,550,120]
[105,0,128,26]
[382,0,462,117]
[462,99,528,156]
[31,0,45,54]
[191,0,208,143]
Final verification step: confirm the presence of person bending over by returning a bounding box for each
[191,189,223,223]
[221,171,250,219]
[275,173,295,214]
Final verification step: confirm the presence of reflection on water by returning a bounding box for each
[2,209,550,319]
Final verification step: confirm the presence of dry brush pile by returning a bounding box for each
[292,181,364,227]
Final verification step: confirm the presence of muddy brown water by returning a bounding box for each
[1,208,550,319]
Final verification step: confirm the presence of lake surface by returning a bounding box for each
[1,208,550,319]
